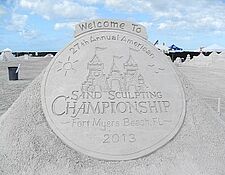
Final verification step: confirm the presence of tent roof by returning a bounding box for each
[201,44,225,52]
[2,48,12,52]
[155,44,169,51]
[168,44,183,51]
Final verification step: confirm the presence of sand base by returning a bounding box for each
[1,68,225,174]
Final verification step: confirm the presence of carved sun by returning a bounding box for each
[57,56,78,76]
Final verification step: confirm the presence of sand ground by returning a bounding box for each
[0,59,225,122]
[0,58,51,116]
[179,65,225,122]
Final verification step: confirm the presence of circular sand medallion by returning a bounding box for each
[41,29,186,160]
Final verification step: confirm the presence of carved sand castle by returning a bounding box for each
[82,48,147,93]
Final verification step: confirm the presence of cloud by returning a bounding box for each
[6,13,28,31]
[19,29,38,39]
[19,0,97,20]
[138,21,153,30]
[213,30,225,36]
[79,0,225,32]
[158,23,168,30]
[3,0,225,50]
[173,35,192,41]
[54,22,77,30]
[6,13,38,39]
[102,0,145,13]
[158,20,188,30]
[15,0,225,33]
[0,5,6,16]
[80,0,100,4]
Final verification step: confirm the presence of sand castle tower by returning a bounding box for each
[82,48,108,92]
[107,57,124,91]
[123,54,147,92]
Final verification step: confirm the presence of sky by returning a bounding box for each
[1,0,225,51]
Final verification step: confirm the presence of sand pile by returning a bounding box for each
[179,66,225,120]
[1,66,225,175]
[0,58,51,116]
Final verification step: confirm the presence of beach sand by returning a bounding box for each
[0,58,51,116]
[1,58,225,174]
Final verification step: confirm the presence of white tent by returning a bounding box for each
[184,54,191,63]
[184,51,225,68]
[186,52,213,66]
[2,48,12,52]
[201,44,225,52]
[218,51,225,59]
[155,43,169,54]
[174,57,182,66]
[212,51,225,66]
[44,53,54,58]
[209,51,220,59]
[0,48,15,61]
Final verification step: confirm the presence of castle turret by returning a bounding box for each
[82,53,108,92]
[124,55,138,72]
[88,54,104,71]
[108,57,124,91]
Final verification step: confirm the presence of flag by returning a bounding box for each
[95,47,107,51]
[154,40,159,45]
